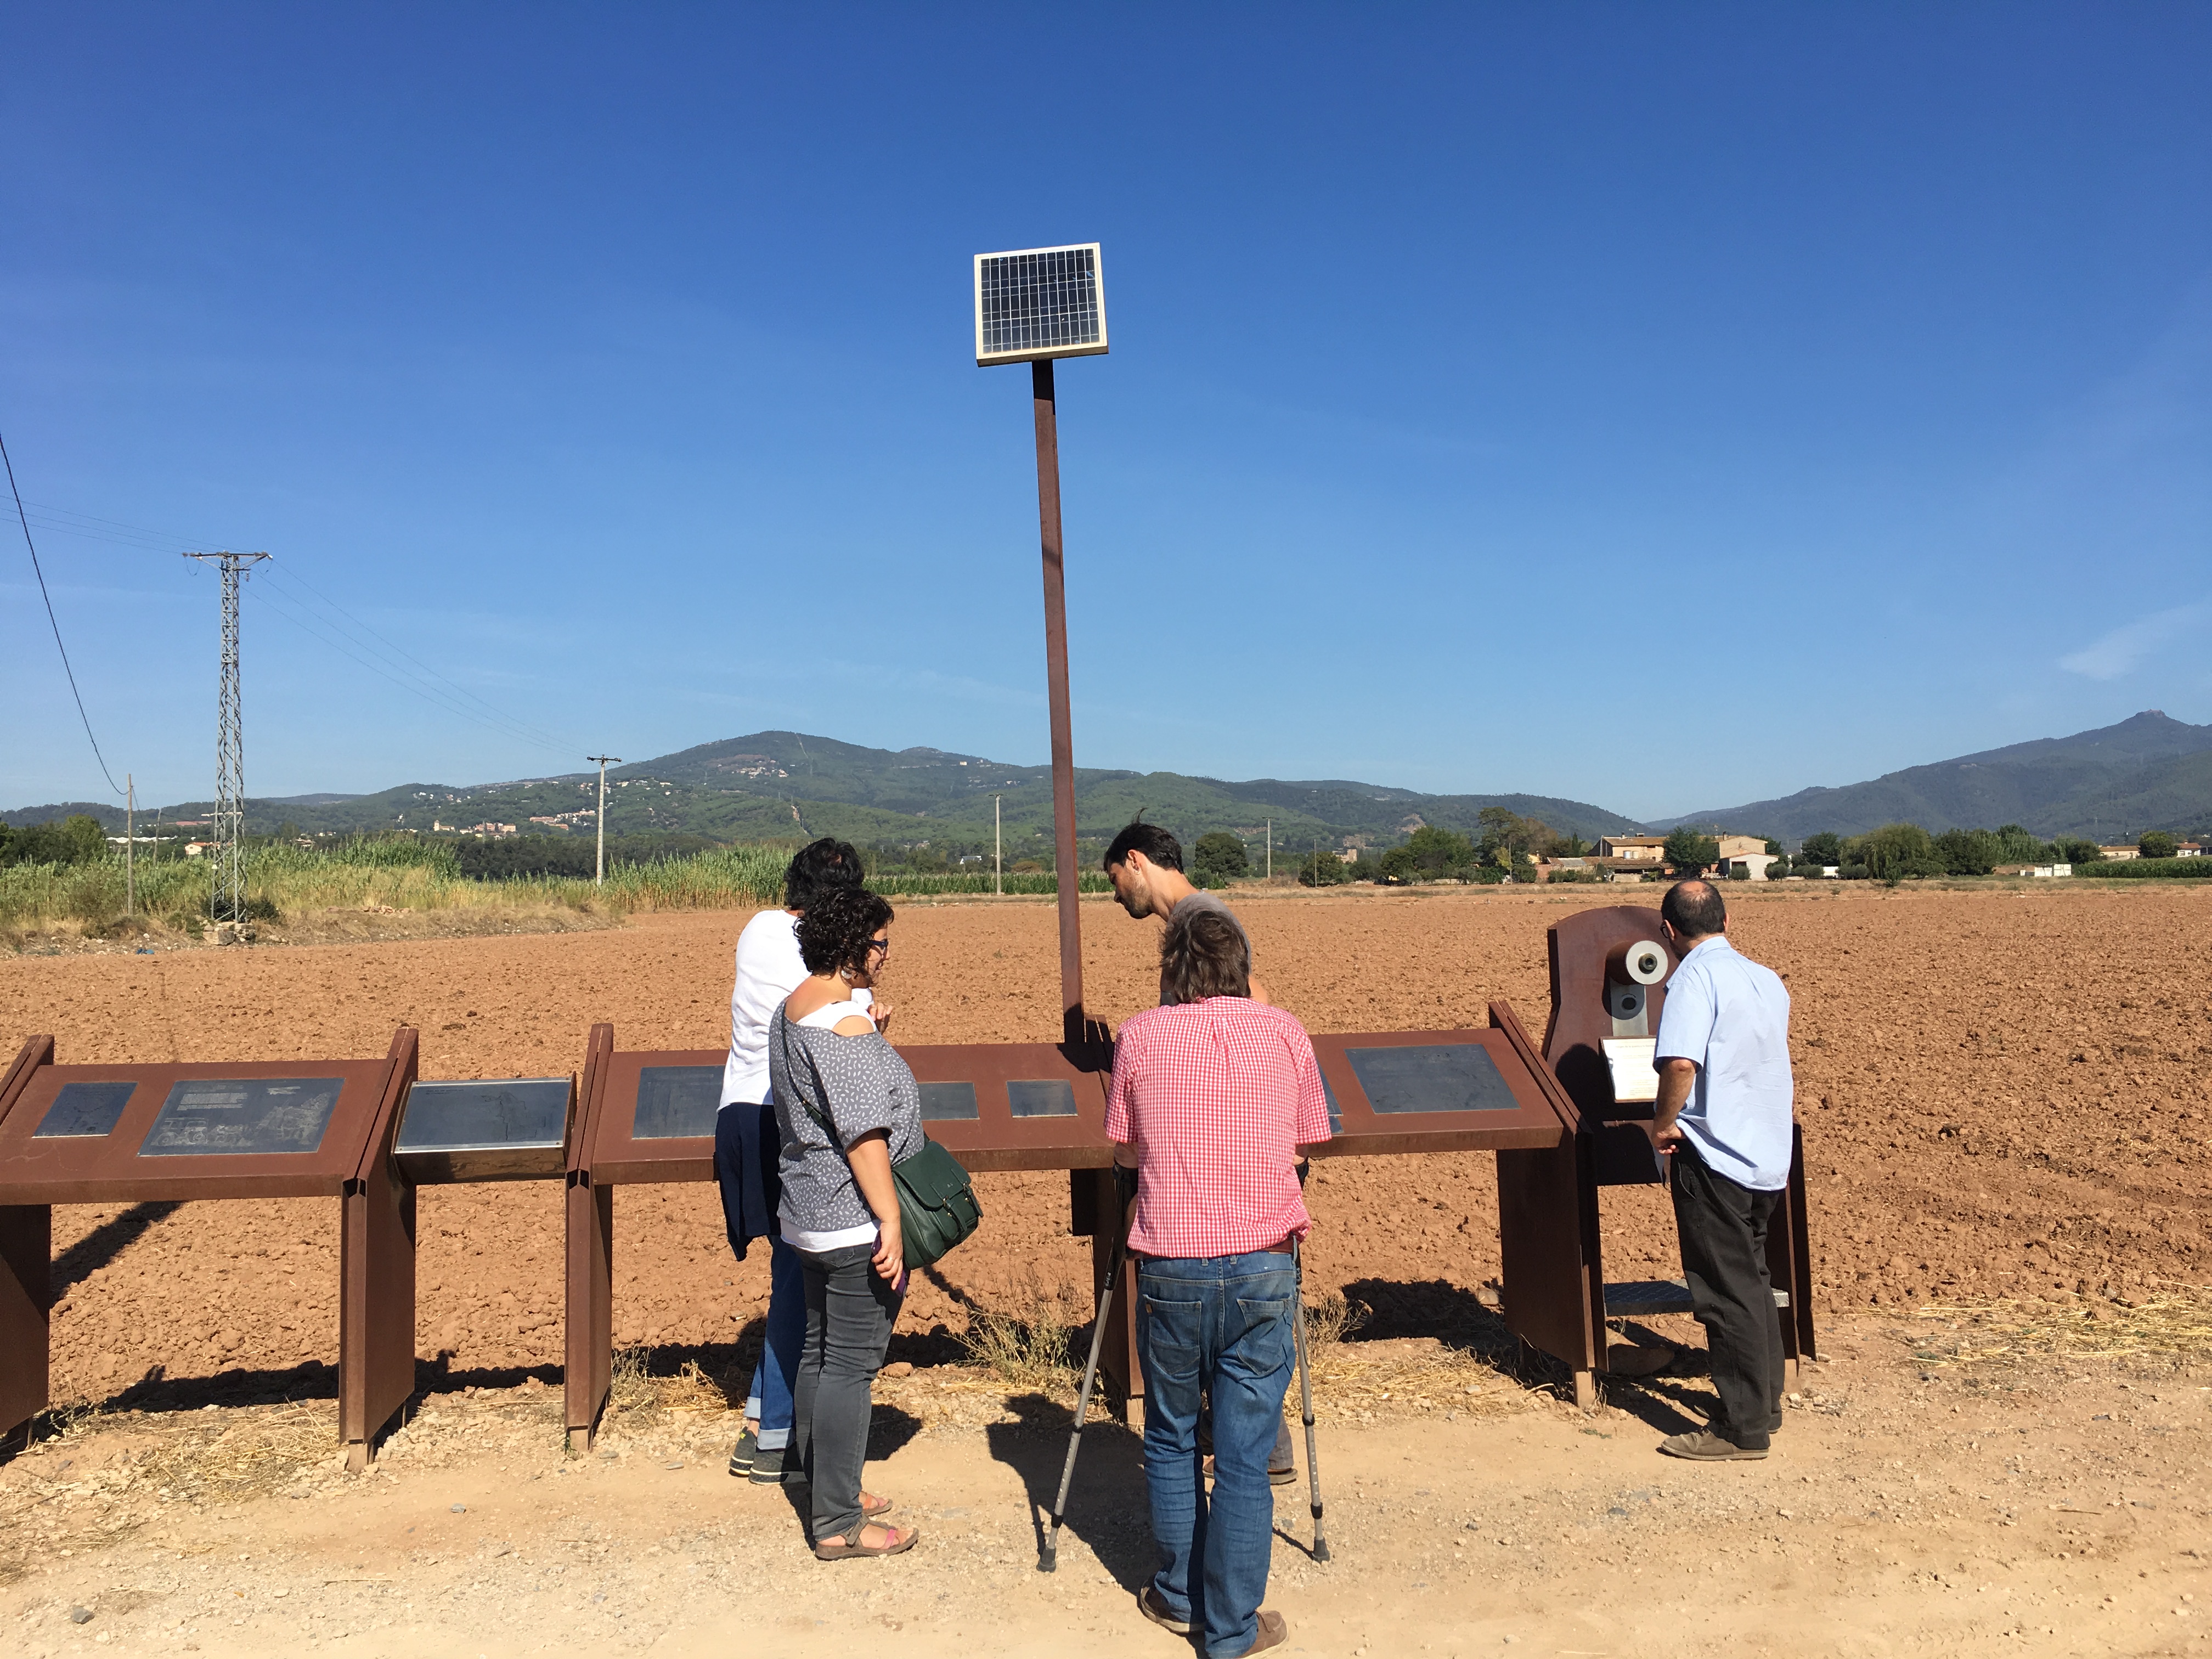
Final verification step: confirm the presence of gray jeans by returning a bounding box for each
[791,1240,904,1543]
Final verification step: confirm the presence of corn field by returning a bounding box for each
[2,838,1100,938]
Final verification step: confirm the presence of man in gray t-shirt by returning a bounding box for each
[1102,821,1271,1008]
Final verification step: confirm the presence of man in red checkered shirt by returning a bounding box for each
[1106,905,1331,1658]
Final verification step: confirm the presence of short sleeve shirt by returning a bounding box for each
[1104,997,1333,1257]
[1654,936,1795,1191]
[767,1008,923,1244]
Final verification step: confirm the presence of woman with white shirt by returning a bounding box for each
[769,887,924,1559]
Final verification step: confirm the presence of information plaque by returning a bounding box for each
[633,1067,722,1141]
[393,1077,572,1182]
[140,1077,343,1156]
[919,1082,980,1121]
[32,1081,137,1139]
[1008,1080,1079,1118]
[1346,1045,1518,1115]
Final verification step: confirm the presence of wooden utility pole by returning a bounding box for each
[125,774,135,917]
[1266,819,1271,881]
[994,794,1003,896]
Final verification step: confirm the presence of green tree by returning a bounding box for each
[2054,837,2102,865]
[1799,831,1844,866]
[1403,825,1479,878]
[2139,830,2177,860]
[1850,822,1943,880]
[1993,823,2044,864]
[1192,832,1250,884]
[1662,827,1719,873]
[1932,827,2001,876]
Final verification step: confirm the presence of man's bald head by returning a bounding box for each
[1661,879,1727,941]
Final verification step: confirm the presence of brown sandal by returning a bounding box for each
[862,1493,895,1519]
[813,1521,918,1560]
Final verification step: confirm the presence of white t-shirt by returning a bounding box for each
[720,909,871,1107]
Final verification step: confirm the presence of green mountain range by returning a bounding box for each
[1647,710,2212,842]
[4,730,1643,864]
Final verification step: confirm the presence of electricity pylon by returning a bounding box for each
[184,551,269,926]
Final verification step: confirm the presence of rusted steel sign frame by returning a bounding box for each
[558,1012,1578,1445]
[0,1031,420,1466]
[1497,905,1818,1407]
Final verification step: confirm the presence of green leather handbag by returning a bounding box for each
[890,1137,983,1268]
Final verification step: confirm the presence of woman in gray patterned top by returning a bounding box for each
[768,887,925,1560]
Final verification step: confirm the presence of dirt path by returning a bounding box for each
[5,1312,2207,1657]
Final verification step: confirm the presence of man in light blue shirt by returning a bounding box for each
[1652,879,1794,1461]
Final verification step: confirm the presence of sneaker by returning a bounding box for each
[1658,1429,1767,1462]
[749,1444,788,1485]
[727,1427,759,1477]
[1137,1586,1192,1635]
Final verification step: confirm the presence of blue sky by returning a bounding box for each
[4,3,2208,821]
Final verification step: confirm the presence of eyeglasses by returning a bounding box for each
[866,937,891,956]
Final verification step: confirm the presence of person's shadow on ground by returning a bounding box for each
[984,1393,1156,1588]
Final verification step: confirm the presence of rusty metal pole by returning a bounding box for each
[1032,359,1085,1044]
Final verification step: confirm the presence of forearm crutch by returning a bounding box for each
[1039,1224,1128,1573]
[1291,1236,1331,1561]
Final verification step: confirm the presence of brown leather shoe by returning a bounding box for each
[1658,1429,1767,1461]
[1137,1586,1192,1635]
[1231,1610,1288,1655]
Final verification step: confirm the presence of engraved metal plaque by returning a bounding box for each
[32,1080,137,1139]
[1345,1046,1518,1115]
[393,1077,572,1182]
[634,1066,722,1141]
[140,1077,344,1156]
[1008,1080,1078,1118]
[919,1082,979,1121]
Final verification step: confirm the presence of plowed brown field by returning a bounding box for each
[4,882,2208,1401]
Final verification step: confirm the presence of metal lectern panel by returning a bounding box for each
[140,1078,345,1157]
[393,1077,573,1182]
[633,1067,723,1141]
[33,1081,137,1139]
[1345,1045,1519,1115]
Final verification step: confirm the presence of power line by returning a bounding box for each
[22,490,586,766]
[1,432,124,797]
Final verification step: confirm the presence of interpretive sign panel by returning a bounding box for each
[1008,1080,1079,1118]
[140,1078,343,1157]
[32,1081,137,1139]
[920,1082,979,1121]
[633,1067,722,1141]
[1345,1045,1519,1115]
[393,1077,573,1183]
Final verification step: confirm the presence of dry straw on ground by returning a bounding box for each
[1911,1285,2212,1366]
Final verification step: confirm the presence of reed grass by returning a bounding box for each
[2,837,1107,942]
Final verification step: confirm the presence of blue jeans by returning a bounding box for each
[743,1233,806,1450]
[1136,1251,1297,1658]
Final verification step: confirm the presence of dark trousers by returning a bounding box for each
[1670,1142,1785,1449]
[790,1240,903,1543]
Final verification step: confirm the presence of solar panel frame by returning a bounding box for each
[974,243,1109,366]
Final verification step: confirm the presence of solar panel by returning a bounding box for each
[974,244,1108,366]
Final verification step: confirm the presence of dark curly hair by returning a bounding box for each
[785,836,865,912]
[795,887,894,979]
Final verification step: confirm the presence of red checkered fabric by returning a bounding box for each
[1104,996,1333,1259]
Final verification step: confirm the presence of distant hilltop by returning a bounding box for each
[1,729,1642,857]
[14,712,2209,853]
[1647,711,2212,842]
